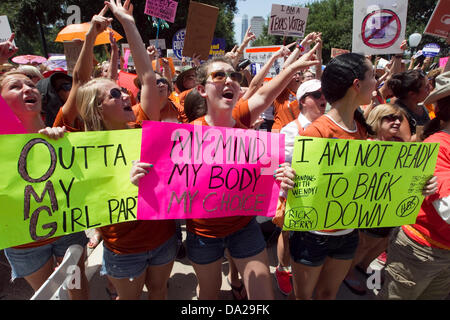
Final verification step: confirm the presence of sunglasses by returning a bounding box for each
[303,90,323,100]
[207,70,243,84]
[382,114,403,122]
[156,78,169,86]
[109,87,127,99]
[57,82,72,92]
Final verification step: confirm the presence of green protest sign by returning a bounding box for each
[284,137,439,231]
[0,129,141,250]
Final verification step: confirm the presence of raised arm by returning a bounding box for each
[0,34,18,64]
[247,43,320,125]
[242,43,293,101]
[107,31,119,80]
[106,0,159,121]
[61,7,112,126]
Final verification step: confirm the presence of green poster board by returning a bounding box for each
[284,137,439,231]
[0,129,141,249]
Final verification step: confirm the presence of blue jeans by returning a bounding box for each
[186,218,266,265]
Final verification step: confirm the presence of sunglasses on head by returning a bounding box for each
[303,90,323,100]
[208,70,243,84]
[57,83,72,92]
[382,114,403,122]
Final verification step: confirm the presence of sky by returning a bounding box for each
[233,0,318,43]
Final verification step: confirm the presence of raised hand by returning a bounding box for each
[105,0,135,24]
[0,33,18,63]
[290,42,321,70]
[88,6,113,36]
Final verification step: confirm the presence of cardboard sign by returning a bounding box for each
[352,0,408,55]
[331,48,350,58]
[63,41,83,75]
[284,137,439,231]
[244,46,284,80]
[0,15,14,45]
[0,129,141,249]
[144,0,179,23]
[424,0,450,38]
[0,96,27,135]
[182,1,219,61]
[137,121,284,220]
[268,4,309,38]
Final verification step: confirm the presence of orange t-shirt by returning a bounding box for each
[186,113,254,238]
[272,88,300,132]
[232,98,252,128]
[53,107,84,132]
[134,100,188,124]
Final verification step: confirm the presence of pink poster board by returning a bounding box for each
[0,96,27,134]
[144,0,178,23]
[137,121,285,220]
[440,57,449,68]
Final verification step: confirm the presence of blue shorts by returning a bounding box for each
[289,230,359,267]
[101,235,177,280]
[186,217,266,265]
[4,232,88,280]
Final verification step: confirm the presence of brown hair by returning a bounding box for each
[196,56,234,85]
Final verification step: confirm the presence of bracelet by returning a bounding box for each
[296,40,305,52]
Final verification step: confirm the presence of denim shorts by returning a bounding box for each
[289,230,359,267]
[4,232,88,280]
[186,217,266,265]
[101,235,177,280]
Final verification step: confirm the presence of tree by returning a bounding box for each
[0,0,238,60]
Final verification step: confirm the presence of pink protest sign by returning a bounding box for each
[0,96,27,134]
[137,121,285,220]
[440,57,449,68]
[144,0,178,23]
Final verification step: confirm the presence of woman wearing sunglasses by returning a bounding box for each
[342,104,409,295]
[71,1,176,300]
[174,46,319,300]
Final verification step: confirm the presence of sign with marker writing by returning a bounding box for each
[0,129,141,249]
[284,137,439,231]
[244,46,284,80]
[144,0,178,23]
[137,121,284,220]
[269,4,309,38]
[352,0,407,55]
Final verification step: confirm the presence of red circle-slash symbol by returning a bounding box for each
[361,9,401,49]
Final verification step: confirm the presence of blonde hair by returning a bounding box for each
[365,104,406,135]
[16,65,44,81]
[77,77,115,131]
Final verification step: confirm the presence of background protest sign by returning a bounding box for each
[0,96,27,135]
[171,28,185,60]
[0,129,141,249]
[268,4,309,38]
[137,121,284,221]
[144,0,179,23]
[331,48,350,58]
[152,57,176,76]
[352,0,408,55]
[63,41,83,75]
[284,137,439,231]
[182,1,219,61]
[0,16,14,45]
[424,0,450,38]
[244,46,284,80]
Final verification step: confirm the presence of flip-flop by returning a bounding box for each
[343,278,367,296]
[227,278,248,300]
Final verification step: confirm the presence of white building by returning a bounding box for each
[250,16,266,40]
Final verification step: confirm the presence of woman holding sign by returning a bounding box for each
[288,53,377,300]
[74,1,176,300]
[0,71,89,298]
[173,42,320,300]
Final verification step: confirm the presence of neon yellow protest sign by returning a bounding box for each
[0,129,141,249]
[284,137,439,231]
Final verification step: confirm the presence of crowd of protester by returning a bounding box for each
[0,0,449,300]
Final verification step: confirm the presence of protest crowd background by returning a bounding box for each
[0,0,449,301]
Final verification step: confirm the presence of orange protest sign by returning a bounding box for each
[152,57,175,76]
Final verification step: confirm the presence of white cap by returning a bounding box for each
[296,79,321,101]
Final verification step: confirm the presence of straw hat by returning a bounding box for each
[424,71,450,105]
